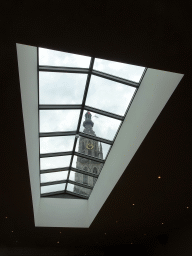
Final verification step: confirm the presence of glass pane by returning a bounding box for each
[39,72,87,104]
[41,171,68,183]
[40,136,75,154]
[39,47,91,68]
[72,155,103,174]
[75,135,111,160]
[94,58,145,82]
[40,155,71,170]
[69,171,97,188]
[67,183,91,197]
[80,110,121,141]
[86,75,136,116]
[40,110,80,132]
[41,183,65,194]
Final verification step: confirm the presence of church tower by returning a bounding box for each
[73,111,103,196]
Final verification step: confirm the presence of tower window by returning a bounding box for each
[93,167,97,175]
[83,174,88,184]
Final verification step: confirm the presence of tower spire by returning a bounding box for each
[83,111,94,128]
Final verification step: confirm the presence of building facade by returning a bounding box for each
[73,111,103,196]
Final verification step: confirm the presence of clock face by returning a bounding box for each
[86,142,94,150]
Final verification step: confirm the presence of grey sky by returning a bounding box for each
[39,47,91,68]
[94,58,145,82]
[39,47,145,194]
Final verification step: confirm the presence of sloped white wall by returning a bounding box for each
[17,43,184,228]
[16,43,40,222]
[88,68,184,225]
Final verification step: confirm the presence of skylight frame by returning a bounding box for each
[38,47,147,199]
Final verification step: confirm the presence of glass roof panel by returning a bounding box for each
[75,135,111,160]
[94,58,145,82]
[41,171,68,183]
[41,183,65,194]
[40,110,80,132]
[86,75,136,116]
[40,136,75,154]
[80,110,121,141]
[66,183,91,197]
[69,170,98,188]
[72,155,103,173]
[39,72,87,104]
[39,47,91,68]
[40,155,71,170]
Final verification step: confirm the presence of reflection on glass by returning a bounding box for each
[39,47,91,68]
[80,110,121,141]
[39,72,87,104]
[75,135,110,160]
[86,75,136,116]
[40,155,71,170]
[41,183,65,194]
[94,58,145,82]
[41,171,68,183]
[40,136,75,154]
[67,183,91,197]
[40,110,80,132]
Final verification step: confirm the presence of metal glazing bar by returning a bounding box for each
[40,131,76,137]
[39,66,89,74]
[92,69,139,88]
[70,167,98,178]
[41,191,65,197]
[39,104,82,110]
[78,132,113,145]
[74,152,105,163]
[65,57,95,192]
[41,179,67,187]
[139,67,147,84]
[40,151,73,158]
[40,167,69,174]
[65,190,88,199]
[68,180,93,190]
[84,105,124,121]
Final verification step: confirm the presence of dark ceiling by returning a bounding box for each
[1,1,192,255]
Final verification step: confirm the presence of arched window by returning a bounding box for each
[93,167,97,175]
[93,167,97,186]
[82,142,85,153]
[83,174,88,184]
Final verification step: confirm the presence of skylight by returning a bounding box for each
[38,47,146,199]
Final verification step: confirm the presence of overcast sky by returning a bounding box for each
[39,47,145,194]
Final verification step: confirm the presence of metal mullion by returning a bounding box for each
[39,66,89,74]
[139,67,148,84]
[84,105,124,121]
[65,57,95,193]
[37,47,41,199]
[70,167,98,178]
[68,180,93,190]
[41,179,67,187]
[74,152,104,163]
[40,131,76,137]
[92,69,139,88]
[39,104,82,110]
[40,151,73,158]
[40,167,69,174]
[78,132,113,145]
[65,190,88,199]
[41,191,65,197]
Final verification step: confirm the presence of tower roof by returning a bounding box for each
[83,111,94,128]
